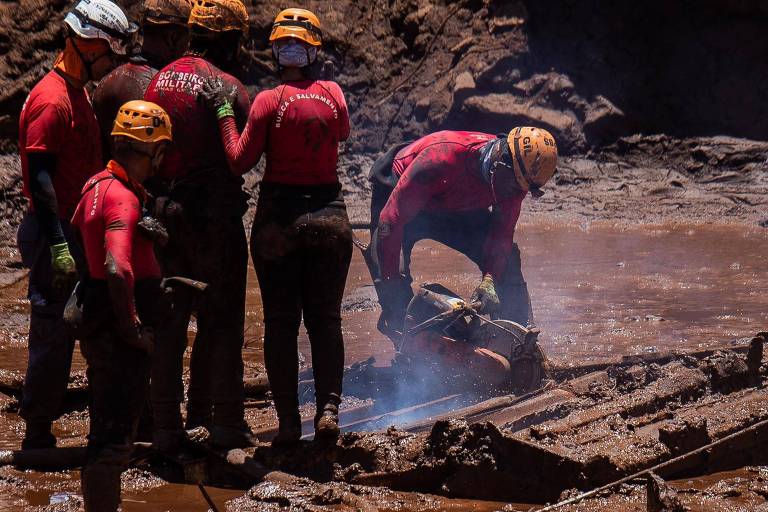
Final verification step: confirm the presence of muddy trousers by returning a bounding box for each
[150,214,248,432]
[16,213,85,447]
[80,324,150,512]
[368,177,533,327]
[251,184,353,418]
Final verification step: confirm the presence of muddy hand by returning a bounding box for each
[50,242,77,298]
[470,274,500,314]
[137,215,169,247]
[199,76,237,117]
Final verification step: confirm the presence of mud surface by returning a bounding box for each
[1,0,768,510]
[0,222,767,509]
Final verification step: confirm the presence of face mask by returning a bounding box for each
[275,41,317,68]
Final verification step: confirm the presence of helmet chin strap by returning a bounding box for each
[66,36,95,82]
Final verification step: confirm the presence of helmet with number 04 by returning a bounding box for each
[506,127,558,191]
[269,8,322,47]
[64,0,138,55]
[111,101,172,143]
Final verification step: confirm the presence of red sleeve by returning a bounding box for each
[330,82,350,142]
[234,81,250,130]
[218,89,277,176]
[24,100,67,154]
[102,184,141,326]
[377,146,451,279]
[481,194,525,279]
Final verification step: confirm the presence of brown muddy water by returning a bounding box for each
[0,220,766,510]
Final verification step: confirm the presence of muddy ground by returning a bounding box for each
[1,0,768,511]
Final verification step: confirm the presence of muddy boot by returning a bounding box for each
[152,428,187,453]
[22,421,56,450]
[209,422,258,449]
[185,400,213,431]
[272,412,302,447]
[81,443,130,512]
[314,394,341,442]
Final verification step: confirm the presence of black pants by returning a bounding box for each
[251,183,353,417]
[16,213,85,430]
[150,182,249,431]
[79,281,155,512]
[367,148,534,326]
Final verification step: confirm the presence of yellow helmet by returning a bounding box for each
[111,100,172,143]
[143,0,192,26]
[269,8,322,47]
[506,127,558,191]
[188,0,248,33]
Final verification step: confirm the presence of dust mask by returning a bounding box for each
[274,40,317,68]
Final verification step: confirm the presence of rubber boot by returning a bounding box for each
[271,392,302,447]
[185,400,213,431]
[152,428,187,453]
[209,421,258,449]
[81,444,130,512]
[152,401,185,453]
[22,421,56,450]
[272,412,302,447]
[314,393,341,442]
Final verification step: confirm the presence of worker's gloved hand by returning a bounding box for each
[149,195,184,224]
[50,242,77,295]
[470,274,501,314]
[137,214,169,247]
[122,324,154,355]
[199,77,237,120]
[375,276,413,338]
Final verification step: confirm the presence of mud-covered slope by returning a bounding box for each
[0,0,767,241]
[4,0,768,155]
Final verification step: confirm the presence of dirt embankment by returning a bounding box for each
[0,0,768,224]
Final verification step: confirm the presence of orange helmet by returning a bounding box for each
[111,100,172,143]
[188,0,248,33]
[269,8,322,47]
[143,0,192,26]
[506,127,558,191]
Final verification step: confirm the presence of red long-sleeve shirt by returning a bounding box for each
[144,56,250,180]
[378,131,526,281]
[19,70,102,218]
[217,79,349,184]
[71,161,161,323]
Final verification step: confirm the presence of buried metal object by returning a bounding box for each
[399,283,546,393]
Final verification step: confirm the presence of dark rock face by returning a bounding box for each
[3,0,767,157]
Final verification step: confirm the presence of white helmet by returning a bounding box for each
[64,0,138,55]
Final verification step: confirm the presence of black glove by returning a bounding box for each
[469,274,501,314]
[375,277,413,337]
[148,195,184,224]
[199,76,238,119]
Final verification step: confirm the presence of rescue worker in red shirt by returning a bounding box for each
[368,128,558,337]
[201,8,352,444]
[71,100,171,512]
[143,0,254,450]
[15,0,135,449]
[93,0,192,162]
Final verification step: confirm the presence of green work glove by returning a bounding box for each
[50,242,77,294]
[470,274,501,314]
[199,76,237,120]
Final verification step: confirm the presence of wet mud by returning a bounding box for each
[0,220,766,510]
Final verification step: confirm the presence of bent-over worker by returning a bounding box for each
[367,127,558,338]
